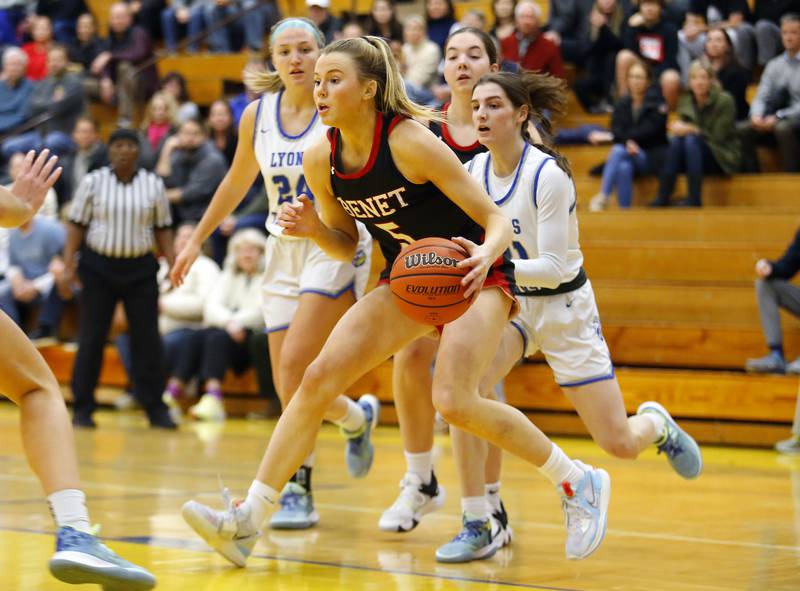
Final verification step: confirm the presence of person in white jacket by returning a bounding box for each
[188,228,266,421]
[159,222,220,422]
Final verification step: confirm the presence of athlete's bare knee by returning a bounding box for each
[298,359,344,408]
[432,386,471,426]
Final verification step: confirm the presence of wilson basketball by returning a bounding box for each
[390,237,474,326]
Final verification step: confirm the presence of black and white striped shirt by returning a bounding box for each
[68,167,172,258]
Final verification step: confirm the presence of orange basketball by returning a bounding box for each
[390,237,475,326]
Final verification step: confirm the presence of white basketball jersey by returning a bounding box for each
[253,90,328,238]
[467,144,584,295]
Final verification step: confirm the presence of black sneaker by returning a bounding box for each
[72,414,97,429]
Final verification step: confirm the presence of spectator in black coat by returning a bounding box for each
[156,118,227,225]
[589,60,668,210]
[544,0,594,65]
[57,117,108,208]
[616,0,682,109]
[746,228,800,375]
[704,26,750,120]
[36,0,88,44]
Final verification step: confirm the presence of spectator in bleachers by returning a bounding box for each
[738,13,800,172]
[160,0,206,53]
[185,228,266,422]
[139,91,179,169]
[703,26,750,121]
[574,0,631,113]
[0,0,26,46]
[746,229,800,375]
[197,0,245,53]
[341,19,365,39]
[157,117,227,224]
[366,0,404,43]
[616,0,681,110]
[683,0,756,71]
[125,0,166,42]
[207,98,236,165]
[544,0,594,65]
[22,15,54,81]
[157,221,220,422]
[457,9,487,30]
[650,60,739,207]
[57,117,108,207]
[753,0,800,66]
[36,0,87,44]
[402,15,442,93]
[500,1,566,78]
[0,207,66,339]
[1,44,85,161]
[0,47,34,137]
[306,0,342,44]
[68,13,105,75]
[425,0,457,50]
[241,0,281,52]
[490,0,517,40]
[62,127,176,429]
[589,60,668,210]
[93,2,158,127]
[158,70,200,122]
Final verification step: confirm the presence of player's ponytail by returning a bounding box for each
[322,36,442,122]
[244,17,325,95]
[474,71,572,178]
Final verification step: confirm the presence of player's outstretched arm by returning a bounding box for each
[0,150,61,228]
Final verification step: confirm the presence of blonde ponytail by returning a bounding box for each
[322,36,442,123]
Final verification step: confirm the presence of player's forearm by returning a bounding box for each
[311,223,358,262]
[482,212,513,262]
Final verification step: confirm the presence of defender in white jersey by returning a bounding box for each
[172,19,378,538]
[462,72,704,553]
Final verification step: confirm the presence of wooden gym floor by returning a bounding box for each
[1,404,799,591]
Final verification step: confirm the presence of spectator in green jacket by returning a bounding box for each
[650,59,739,207]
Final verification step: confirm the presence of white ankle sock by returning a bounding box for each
[485,481,501,513]
[643,411,667,443]
[47,489,91,533]
[332,398,366,433]
[461,496,490,521]
[244,480,278,530]
[404,450,433,484]
[537,443,585,487]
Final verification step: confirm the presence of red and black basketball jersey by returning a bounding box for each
[328,112,486,278]
[429,103,487,164]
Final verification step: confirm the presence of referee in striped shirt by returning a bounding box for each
[62,128,177,429]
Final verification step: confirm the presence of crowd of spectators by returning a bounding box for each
[0,0,798,428]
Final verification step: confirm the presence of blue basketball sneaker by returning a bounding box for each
[435,515,502,563]
[182,488,260,567]
[637,401,703,479]
[559,460,611,560]
[269,482,320,530]
[49,526,156,590]
[342,394,380,478]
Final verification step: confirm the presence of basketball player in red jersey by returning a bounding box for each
[181,36,611,565]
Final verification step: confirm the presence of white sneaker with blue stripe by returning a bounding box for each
[560,460,611,560]
[637,401,703,479]
[48,526,156,590]
[435,515,502,563]
[342,394,380,478]
[269,482,320,530]
[182,488,260,567]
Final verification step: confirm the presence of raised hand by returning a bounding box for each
[10,150,61,221]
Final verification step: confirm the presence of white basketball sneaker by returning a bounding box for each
[379,471,446,532]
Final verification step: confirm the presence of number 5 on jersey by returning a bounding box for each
[375,221,414,245]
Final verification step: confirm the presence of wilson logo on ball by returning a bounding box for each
[404,253,459,269]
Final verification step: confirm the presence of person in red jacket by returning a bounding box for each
[22,15,54,81]
[499,1,565,78]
